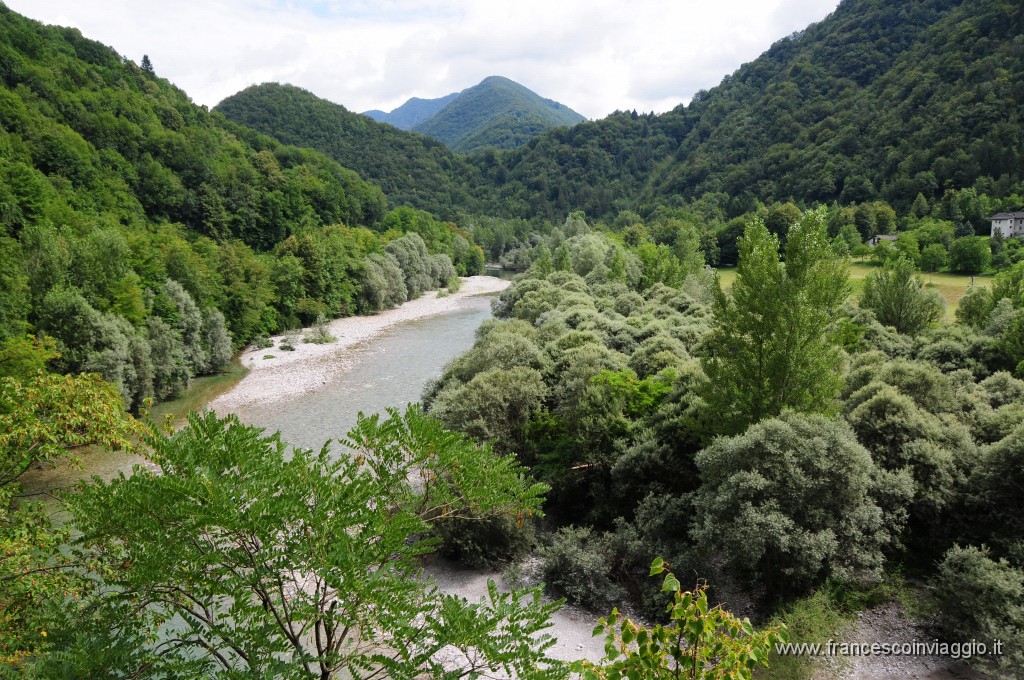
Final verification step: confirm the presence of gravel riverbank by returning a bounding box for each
[210,276,510,411]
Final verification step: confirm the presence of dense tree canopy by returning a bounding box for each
[216,0,1023,225]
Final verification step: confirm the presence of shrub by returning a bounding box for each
[303,314,336,344]
[358,252,407,311]
[692,412,898,599]
[957,285,995,328]
[965,423,1024,556]
[429,366,547,456]
[933,545,1024,676]
[540,526,623,610]
[435,513,534,568]
[252,333,273,350]
[859,257,945,335]
[949,236,993,274]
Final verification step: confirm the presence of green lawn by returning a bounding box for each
[849,262,992,320]
[716,267,737,289]
[714,262,991,320]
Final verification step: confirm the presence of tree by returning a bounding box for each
[910,192,930,218]
[692,412,898,598]
[859,257,945,335]
[920,243,949,272]
[0,238,29,342]
[385,232,434,299]
[956,285,994,328]
[0,335,57,380]
[894,232,920,265]
[140,54,154,74]
[701,209,849,434]
[836,223,862,253]
[52,407,563,679]
[146,315,190,400]
[201,308,233,372]
[965,423,1024,557]
[430,366,548,457]
[574,558,786,679]
[1,372,141,668]
[871,240,898,265]
[949,236,993,274]
[933,545,1024,676]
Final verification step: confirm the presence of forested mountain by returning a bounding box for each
[0,5,484,410]
[408,76,586,152]
[215,0,1023,225]
[363,91,459,129]
[216,83,478,218]
[475,0,1024,221]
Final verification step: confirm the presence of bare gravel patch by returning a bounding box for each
[817,601,989,680]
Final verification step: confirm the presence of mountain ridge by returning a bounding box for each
[216,82,476,218]
[362,75,586,152]
[363,91,459,129]
[216,0,1022,224]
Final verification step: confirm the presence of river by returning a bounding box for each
[20,279,605,664]
[230,294,492,450]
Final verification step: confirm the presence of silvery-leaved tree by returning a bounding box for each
[48,406,564,680]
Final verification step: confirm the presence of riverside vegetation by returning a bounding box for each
[1,0,1024,677]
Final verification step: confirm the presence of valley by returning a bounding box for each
[0,0,1022,677]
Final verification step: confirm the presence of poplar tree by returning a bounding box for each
[701,208,849,435]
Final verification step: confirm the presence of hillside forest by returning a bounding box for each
[1,0,1024,677]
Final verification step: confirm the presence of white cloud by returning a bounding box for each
[8,0,839,119]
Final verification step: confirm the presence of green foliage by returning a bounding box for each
[871,240,899,266]
[859,258,946,334]
[146,315,189,400]
[358,252,408,311]
[215,83,470,219]
[693,412,899,599]
[0,237,29,341]
[964,423,1024,557]
[51,407,561,678]
[0,7,493,414]
[701,209,849,434]
[201,308,232,371]
[410,75,586,153]
[435,512,535,568]
[0,335,57,380]
[956,284,995,328]
[950,236,993,274]
[933,545,1024,676]
[920,242,949,272]
[0,371,141,668]
[431,366,548,456]
[0,371,141,492]
[385,231,435,300]
[426,0,1022,222]
[540,526,623,610]
[761,589,852,680]
[574,558,786,679]
[302,314,336,344]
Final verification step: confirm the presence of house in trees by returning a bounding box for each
[868,234,898,246]
[990,212,1024,238]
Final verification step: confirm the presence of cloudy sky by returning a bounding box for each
[9,0,840,120]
